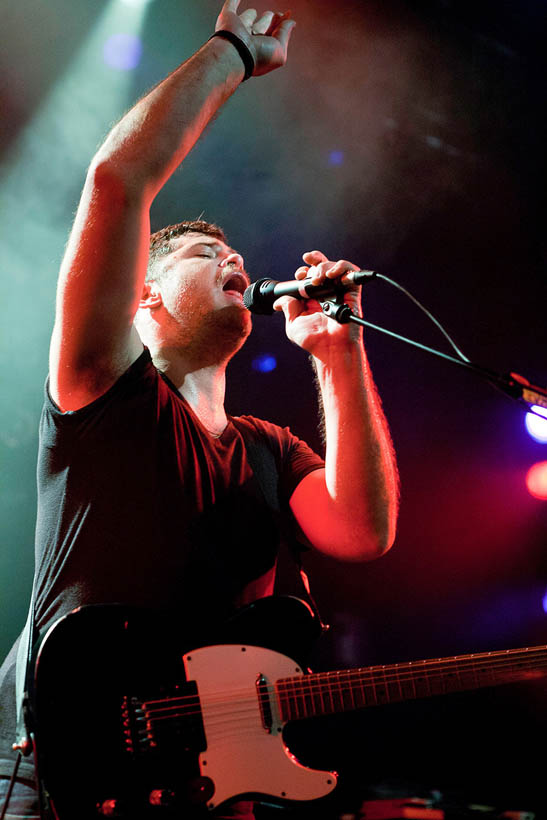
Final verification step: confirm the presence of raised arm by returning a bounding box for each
[278,251,400,561]
[49,1,295,411]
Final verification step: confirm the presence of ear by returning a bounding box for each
[139,280,163,310]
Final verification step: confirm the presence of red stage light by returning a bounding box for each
[525,461,547,500]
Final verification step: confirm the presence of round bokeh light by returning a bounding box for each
[526,461,547,500]
[252,354,277,373]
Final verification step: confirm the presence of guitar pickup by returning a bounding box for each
[256,674,273,733]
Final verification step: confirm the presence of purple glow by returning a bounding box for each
[103,34,142,71]
[525,405,547,443]
[252,354,277,373]
[543,588,547,614]
[328,150,344,166]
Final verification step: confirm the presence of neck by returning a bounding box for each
[276,644,547,723]
[152,345,228,435]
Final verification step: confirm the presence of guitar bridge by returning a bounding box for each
[121,695,154,753]
[121,682,206,755]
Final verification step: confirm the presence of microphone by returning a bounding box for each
[243,270,377,315]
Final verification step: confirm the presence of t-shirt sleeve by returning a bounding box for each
[278,431,325,500]
[235,415,325,503]
[42,348,153,429]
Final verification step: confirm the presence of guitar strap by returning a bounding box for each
[14,577,36,754]
[232,417,329,632]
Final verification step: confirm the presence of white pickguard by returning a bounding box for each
[183,644,337,810]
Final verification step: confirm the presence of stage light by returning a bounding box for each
[0,0,152,436]
[103,33,143,70]
[543,589,547,615]
[0,0,150,286]
[525,461,547,501]
[252,354,277,373]
[525,405,547,443]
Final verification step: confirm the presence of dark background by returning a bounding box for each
[1,0,546,815]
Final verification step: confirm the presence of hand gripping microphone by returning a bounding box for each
[242,270,377,315]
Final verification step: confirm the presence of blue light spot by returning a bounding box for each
[103,33,143,71]
[525,405,547,443]
[252,354,277,373]
[543,588,547,614]
[426,135,442,150]
[328,150,344,166]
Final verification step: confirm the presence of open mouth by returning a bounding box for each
[221,272,249,297]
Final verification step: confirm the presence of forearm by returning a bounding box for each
[314,340,399,557]
[93,37,244,201]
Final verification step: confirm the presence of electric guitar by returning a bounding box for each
[29,597,547,819]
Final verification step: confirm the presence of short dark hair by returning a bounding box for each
[147,220,227,281]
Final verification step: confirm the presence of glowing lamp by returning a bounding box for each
[525,405,547,443]
[525,461,547,500]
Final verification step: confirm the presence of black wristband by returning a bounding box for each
[209,30,255,81]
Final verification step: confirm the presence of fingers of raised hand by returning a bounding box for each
[222,0,242,12]
[251,10,275,34]
[239,7,258,27]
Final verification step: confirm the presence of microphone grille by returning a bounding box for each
[242,279,275,315]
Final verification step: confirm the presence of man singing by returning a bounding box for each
[0,2,399,818]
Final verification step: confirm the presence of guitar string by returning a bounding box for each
[140,644,547,711]
[140,655,547,719]
[143,660,547,727]
[133,656,547,727]
[141,664,547,723]
[139,648,547,712]
[131,664,547,744]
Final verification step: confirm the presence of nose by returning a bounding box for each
[220,252,245,272]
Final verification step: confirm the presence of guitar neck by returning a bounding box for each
[276,644,547,722]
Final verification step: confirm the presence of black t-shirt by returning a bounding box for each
[0,348,324,776]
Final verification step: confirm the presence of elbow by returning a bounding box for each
[340,524,396,563]
[313,514,397,563]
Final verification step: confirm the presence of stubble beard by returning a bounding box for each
[174,304,252,367]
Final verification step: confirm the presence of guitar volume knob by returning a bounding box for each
[96,799,123,817]
[149,789,175,808]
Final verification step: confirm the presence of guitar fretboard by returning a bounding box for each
[275,645,547,722]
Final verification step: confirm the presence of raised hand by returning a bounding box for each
[273,250,364,357]
[215,0,296,76]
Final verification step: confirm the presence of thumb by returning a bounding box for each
[273,294,305,320]
[273,17,296,50]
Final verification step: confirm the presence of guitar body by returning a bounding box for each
[31,597,547,819]
[30,597,334,819]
